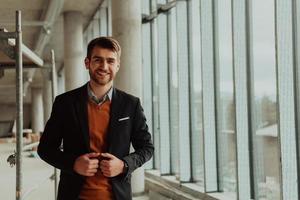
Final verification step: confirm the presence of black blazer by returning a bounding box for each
[38,83,154,200]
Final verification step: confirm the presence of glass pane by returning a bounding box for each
[167,3,179,176]
[217,0,237,195]
[176,0,192,182]
[252,0,281,199]
[142,0,154,169]
[157,0,171,174]
[189,0,203,186]
[150,0,161,170]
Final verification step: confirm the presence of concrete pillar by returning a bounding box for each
[31,87,44,133]
[64,11,85,91]
[42,69,52,124]
[112,0,144,195]
[112,0,142,97]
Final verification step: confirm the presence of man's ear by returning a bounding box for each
[84,57,89,69]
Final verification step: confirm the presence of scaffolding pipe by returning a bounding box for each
[15,10,23,200]
[51,49,58,199]
[51,50,57,100]
[1,10,53,200]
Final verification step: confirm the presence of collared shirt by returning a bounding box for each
[87,83,113,106]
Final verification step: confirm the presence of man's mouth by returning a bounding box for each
[96,70,109,76]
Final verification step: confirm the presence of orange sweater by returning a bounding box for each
[79,100,113,200]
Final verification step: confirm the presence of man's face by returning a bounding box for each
[85,46,120,86]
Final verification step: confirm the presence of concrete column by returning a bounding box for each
[31,87,44,133]
[112,0,142,97]
[64,11,85,91]
[42,69,52,124]
[112,0,144,195]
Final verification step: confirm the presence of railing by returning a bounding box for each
[1,10,58,200]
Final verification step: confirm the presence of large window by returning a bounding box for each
[149,0,161,171]
[167,0,179,176]
[142,0,154,169]
[140,0,300,199]
[251,0,280,199]
[188,0,204,185]
[216,0,237,195]
[157,0,171,175]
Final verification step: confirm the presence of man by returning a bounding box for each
[38,37,154,200]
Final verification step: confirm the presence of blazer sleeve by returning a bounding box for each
[37,96,77,173]
[122,99,154,178]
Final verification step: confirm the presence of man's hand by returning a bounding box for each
[73,152,100,176]
[100,153,125,177]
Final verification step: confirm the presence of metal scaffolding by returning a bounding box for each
[0,11,58,200]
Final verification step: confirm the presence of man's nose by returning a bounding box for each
[100,61,109,69]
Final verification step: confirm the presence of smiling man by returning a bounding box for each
[38,37,154,200]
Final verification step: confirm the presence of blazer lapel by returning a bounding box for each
[107,88,124,152]
[75,83,90,151]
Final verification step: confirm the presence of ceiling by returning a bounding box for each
[0,0,103,104]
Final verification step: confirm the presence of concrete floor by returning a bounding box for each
[0,142,149,200]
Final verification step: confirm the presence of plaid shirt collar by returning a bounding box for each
[87,83,113,105]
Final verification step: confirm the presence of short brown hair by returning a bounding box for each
[86,37,121,60]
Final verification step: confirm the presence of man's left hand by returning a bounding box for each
[100,153,125,177]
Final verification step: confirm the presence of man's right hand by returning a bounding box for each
[73,152,100,176]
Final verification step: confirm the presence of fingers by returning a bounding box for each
[83,164,99,176]
[87,167,98,173]
[89,158,99,165]
[101,167,112,177]
[85,153,100,169]
[98,154,124,177]
[101,153,115,159]
[100,160,109,170]
[75,153,121,177]
[89,161,99,169]
[102,171,111,177]
[99,160,109,176]
[74,153,101,176]
[84,155,99,169]
[86,152,100,158]
[100,160,116,177]
[83,162,99,176]
[86,172,97,177]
